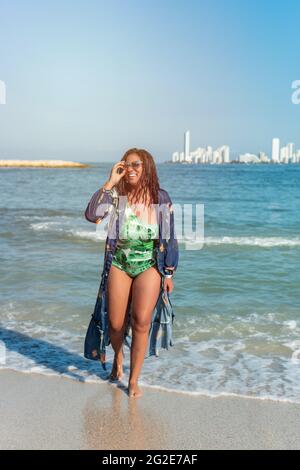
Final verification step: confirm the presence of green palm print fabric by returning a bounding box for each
[111,202,159,277]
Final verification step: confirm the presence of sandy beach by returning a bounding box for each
[0,369,300,450]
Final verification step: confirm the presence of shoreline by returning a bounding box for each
[1,369,300,450]
[0,159,90,168]
[2,365,299,406]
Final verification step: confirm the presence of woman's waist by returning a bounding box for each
[116,238,156,249]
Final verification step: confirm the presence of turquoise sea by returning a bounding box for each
[1,162,300,401]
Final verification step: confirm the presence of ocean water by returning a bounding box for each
[1,162,300,402]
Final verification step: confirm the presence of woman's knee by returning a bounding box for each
[109,321,125,335]
[131,313,151,334]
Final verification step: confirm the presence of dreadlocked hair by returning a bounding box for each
[116,148,160,207]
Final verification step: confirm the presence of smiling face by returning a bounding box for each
[124,153,144,187]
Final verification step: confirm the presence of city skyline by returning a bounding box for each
[172,131,300,165]
[240,137,300,164]
[172,130,230,164]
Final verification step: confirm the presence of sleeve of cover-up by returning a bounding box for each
[84,187,115,224]
[160,190,179,276]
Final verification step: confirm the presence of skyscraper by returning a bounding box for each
[272,138,280,162]
[184,130,190,162]
[287,143,294,160]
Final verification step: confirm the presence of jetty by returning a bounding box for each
[0,160,90,168]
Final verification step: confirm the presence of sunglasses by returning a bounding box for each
[123,160,143,169]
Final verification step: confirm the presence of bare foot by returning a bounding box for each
[128,382,143,398]
[109,356,123,382]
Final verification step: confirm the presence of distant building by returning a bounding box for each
[184,130,190,162]
[286,143,295,162]
[172,151,179,163]
[259,152,270,163]
[222,145,230,163]
[272,138,280,162]
[280,146,288,164]
[239,153,260,163]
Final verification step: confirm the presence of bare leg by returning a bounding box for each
[107,265,133,381]
[128,266,162,397]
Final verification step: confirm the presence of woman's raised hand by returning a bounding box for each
[104,161,126,189]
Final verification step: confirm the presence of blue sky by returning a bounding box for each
[0,0,300,162]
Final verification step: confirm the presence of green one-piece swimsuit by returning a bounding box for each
[111,201,159,278]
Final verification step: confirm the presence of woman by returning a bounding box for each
[84,148,179,398]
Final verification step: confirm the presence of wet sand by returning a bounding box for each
[1,369,300,450]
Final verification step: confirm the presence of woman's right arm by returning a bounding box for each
[84,185,115,224]
[84,162,126,224]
